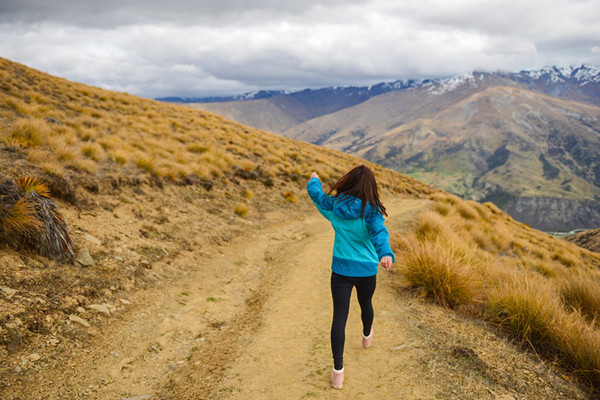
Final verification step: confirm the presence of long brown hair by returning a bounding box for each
[328,165,387,217]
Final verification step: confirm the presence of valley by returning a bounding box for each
[186,67,600,231]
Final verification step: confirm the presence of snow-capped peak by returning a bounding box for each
[519,64,600,85]
[428,72,477,95]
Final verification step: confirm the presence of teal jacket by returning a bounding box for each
[307,177,395,277]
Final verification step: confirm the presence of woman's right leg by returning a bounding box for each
[330,272,353,370]
[355,275,377,337]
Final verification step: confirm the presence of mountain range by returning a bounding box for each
[169,66,600,231]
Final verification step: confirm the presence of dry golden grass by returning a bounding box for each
[283,191,297,203]
[0,197,43,236]
[559,273,600,324]
[396,236,478,308]
[2,57,429,198]
[233,204,249,216]
[414,210,454,242]
[394,193,600,389]
[487,276,559,346]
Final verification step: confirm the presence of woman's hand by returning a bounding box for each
[380,256,393,270]
[310,171,319,179]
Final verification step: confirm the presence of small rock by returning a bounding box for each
[69,314,91,327]
[83,233,102,246]
[115,256,124,262]
[5,318,23,329]
[89,304,111,315]
[15,366,21,373]
[0,286,17,299]
[76,248,95,267]
[119,299,131,305]
[121,395,153,400]
[140,259,151,268]
[48,338,60,346]
[45,116,63,125]
[495,396,516,400]
[392,344,408,351]
[29,353,41,362]
[77,306,85,313]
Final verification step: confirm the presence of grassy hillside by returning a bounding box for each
[2,58,600,396]
[393,192,600,389]
[0,57,425,197]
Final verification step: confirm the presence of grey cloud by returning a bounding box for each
[0,0,370,27]
[0,0,599,98]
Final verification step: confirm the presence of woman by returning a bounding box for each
[306,165,394,389]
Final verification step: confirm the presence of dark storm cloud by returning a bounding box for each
[0,0,369,27]
[0,0,599,98]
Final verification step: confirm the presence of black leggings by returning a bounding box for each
[330,271,377,370]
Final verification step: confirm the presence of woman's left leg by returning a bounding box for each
[330,272,354,370]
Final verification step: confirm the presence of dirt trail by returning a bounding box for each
[202,198,432,399]
[14,196,589,400]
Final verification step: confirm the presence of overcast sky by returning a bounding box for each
[1,0,599,98]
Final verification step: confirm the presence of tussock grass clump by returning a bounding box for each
[17,176,51,198]
[483,201,503,215]
[0,175,75,261]
[9,118,50,147]
[432,201,450,216]
[396,237,477,308]
[552,249,580,268]
[559,274,600,323]
[487,277,558,346]
[283,191,297,203]
[233,204,249,216]
[429,192,460,205]
[552,313,600,388]
[469,227,494,251]
[519,255,556,278]
[135,156,156,174]
[456,201,479,220]
[414,211,453,242]
[81,143,104,161]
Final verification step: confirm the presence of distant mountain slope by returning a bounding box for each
[566,228,600,253]
[508,65,600,107]
[176,65,600,134]
[288,83,600,230]
[184,67,600,230]
[178,80,433,132]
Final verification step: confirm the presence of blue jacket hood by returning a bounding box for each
[333,194,366,219]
